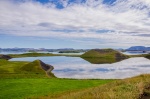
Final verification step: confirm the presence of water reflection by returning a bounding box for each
[10,56,150,79]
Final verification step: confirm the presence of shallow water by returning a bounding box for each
[0,51,84,55]
[10,56,150,79]
[0,51,27,54]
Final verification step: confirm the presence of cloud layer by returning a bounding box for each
[0,0,150,48]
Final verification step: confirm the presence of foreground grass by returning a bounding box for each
[1,54,150,99]
[54,74,150,99]
[0,78,113,99]
[0,59,113,99]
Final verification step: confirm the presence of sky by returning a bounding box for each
[0,0,150,49]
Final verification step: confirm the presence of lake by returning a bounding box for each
[0,51,84,55]
[10,56,150,79]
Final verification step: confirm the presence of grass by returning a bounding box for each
[0,59,52,78]
[0,78,113,99]
[145,54,150,59]
[0,59,28,73]
[0,59,55,78]
[52,74,150,99]
[0,58,114,99]
[1,52,150,99]
[20,60,45,73]
[81,49,128,64]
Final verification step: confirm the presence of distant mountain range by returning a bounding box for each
[0,48,88,52]
[126,46,150,51]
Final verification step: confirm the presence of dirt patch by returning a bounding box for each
[0,55,11,60]
[115,53,128,62]
[140,85,150,99]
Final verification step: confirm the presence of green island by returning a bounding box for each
[58,50,81,53]
[81,49,129,64]
[0,49,150,99]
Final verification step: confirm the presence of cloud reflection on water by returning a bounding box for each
[10,56,150,79]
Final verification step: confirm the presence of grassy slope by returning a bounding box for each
[81,49,128,64]
[0,59,51,78]
[20,60,45,73]
[53,74,150,99]
[0,78,113,99]
[0,59,28,74]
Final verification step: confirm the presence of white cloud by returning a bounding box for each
[0,0,150,48]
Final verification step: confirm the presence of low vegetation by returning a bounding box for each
[145,54,150,59]
[0,59,54,78]
[0,59,113,99]
[81,49,129,64]
[51,74,150,99]
[0,78,113,99]
[1,50,150,99]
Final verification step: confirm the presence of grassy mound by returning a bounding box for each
[0,59,55,78]
[0,59,28,74]
[81,49,128,64]
[21,60,56,78]
[20,60,45,73]
[53,74,150,99]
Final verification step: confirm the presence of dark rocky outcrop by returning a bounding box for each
[115,53,128,62]
[145,54,150,59]
[38,60,55,77]
[0,55,11,60]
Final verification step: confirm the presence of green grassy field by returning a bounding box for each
[0,78,113,99]
[52,74,150,99]
[0,52,150,99]
[0,59,114,99]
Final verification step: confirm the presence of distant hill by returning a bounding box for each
[81,49,128,64]
[21,60,56,78]
[126,46,150,51]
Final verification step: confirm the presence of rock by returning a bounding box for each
[0,55,11,60]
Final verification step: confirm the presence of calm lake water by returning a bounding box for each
[0,51,84,55]
[10,56,150,79]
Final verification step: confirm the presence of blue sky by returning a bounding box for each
[0,0,150,49]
